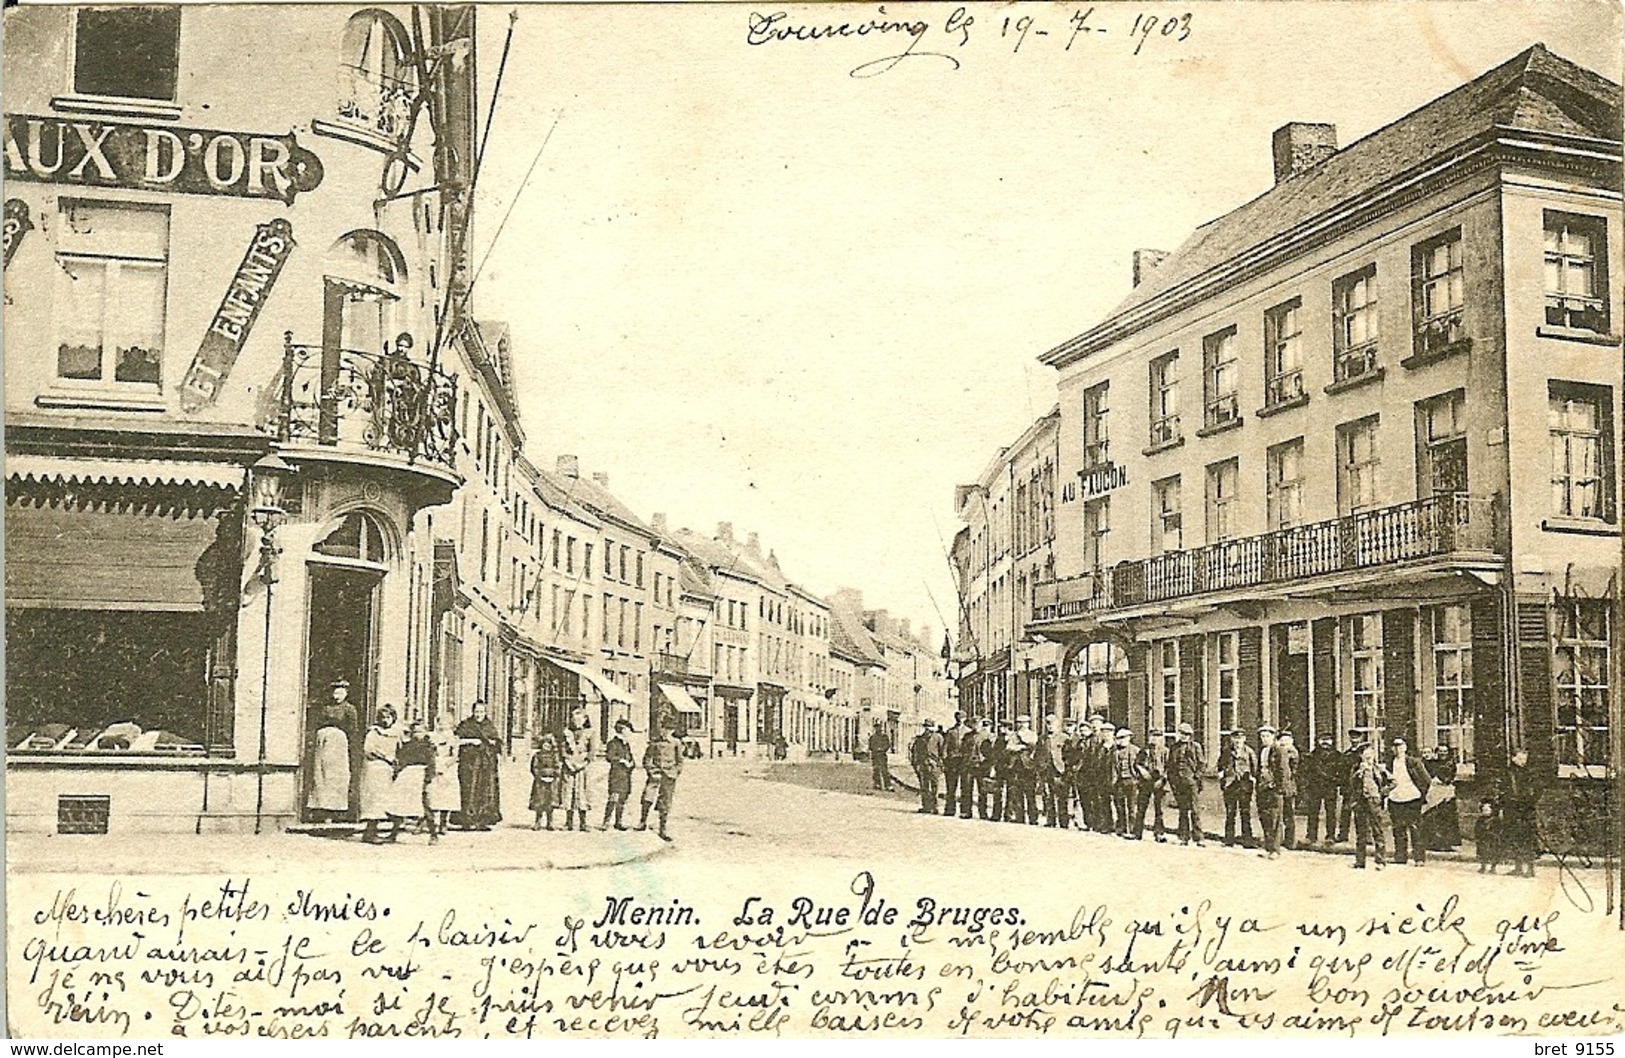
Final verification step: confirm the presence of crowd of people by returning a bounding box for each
[304,679,684,843]
[892,712,1541,874]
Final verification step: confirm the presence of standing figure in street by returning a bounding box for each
[560,707,597,832]
[1091,717,1119,833]
[1255,725,1283,857]
[1220,728,1257,847]
[868,723,894,791]
[983,721,1012,821]
[1062,720,1087,829]
[307,678,358,823]
[637,726,685,841]
[1421,745,1462,852]
[1110,728,1142,837]
[1504,748,1539,876]
[601,718,637,831]
[1168,723,1205,846]
[1335,739,1362,843]
[1387,735,1430,865]
[1136,729,1170,841]
[529,731,563,830]
[425,710,462,841]
[1010,715,1039,824]
[941,713,968,817]
[909,719,943,814]
[1351,741,1393,869]
[1034,714,1068,827]
[961,717,991,820]
[359,705,401,844]
[453,701,502,831]
[1303,733,1343,845]
[1275,732,1301,851]
[388,714,433,839]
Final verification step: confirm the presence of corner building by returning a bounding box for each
[5,5,479,831]
[1031,47,1621,830]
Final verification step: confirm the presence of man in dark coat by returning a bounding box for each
[1303,733,1344,845]
[1062,720,1087,829]
[1136,729,1170,841]
[941,713,969,817]
[637,726,685,841]
[1167,722,1205,845]
[868,723,894,791]
[1275,731,1302,851]
[960,716,991,820]
[1335,739,1362,842]
[909,720,944,814]
[1255,725,1284,857]
[1033,714,1068,827]
[1220,728,1257,847]
[981,721,1010,821]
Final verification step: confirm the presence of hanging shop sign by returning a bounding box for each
[3,115,323,204]
[3,198,32,269]
[179,219,296,413]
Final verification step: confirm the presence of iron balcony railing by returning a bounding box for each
[1033,493,1497,622]
[275,334,458,470]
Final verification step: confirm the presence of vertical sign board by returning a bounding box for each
[179,219,296,413]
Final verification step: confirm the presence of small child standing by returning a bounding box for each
[1475,792,1501,874]
[530,732,563,830]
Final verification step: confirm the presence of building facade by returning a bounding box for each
[5,4,476,831]
[1028,48,1620,828]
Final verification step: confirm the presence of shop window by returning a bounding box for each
[1544,212,1609,333]
[1264,299,1304,406]
[1549,382,1615,522]
[337,10,415,139]
[1152,475,1182,554]
[1417,390,1468,497]
[1202,327,1239,428]
[1082,381,1110,470]
[1554,601,1610,771]
[1158,640,1181,736]
[1332,265,1379,381]
[1149,351,1181,446]
[1430,604,1473,763]
[74,7,180,102]
[1348,614,1385,747]
[1412,228,1465,357]
[1267,437,1305,530]
[1213,632,1239,736]
[54,200,169,389]
[1336,415,1381,515]
[7,610,209,754]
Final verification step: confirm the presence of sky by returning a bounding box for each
[467,0,1623,641]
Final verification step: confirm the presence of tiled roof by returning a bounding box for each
[829,605,885,667]
[1042,45,1622,366]
[568,475,652,538]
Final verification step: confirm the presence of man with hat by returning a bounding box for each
[1275,731,1302,851]
[1061,719,1087,829]
[1167,722,1205,845]
[1085,715,1116,833]
[1136,729,1170,841]
[1110,727,1143,837]
[1303,732,1344,846]
[1033,714,1068,827]
[1219,727,1257,847]
[985,720,1014,821]
[868,721,894,791]
[1008,715,1039,824]
[941,712,970,817]
[1387,734,1430,865]
[909,719,944,814]
[1255,724,1284,857]
[961,716,992,820]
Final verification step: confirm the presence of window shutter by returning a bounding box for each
[1468,594,1507,771]
[1515,600,1554,774]
[1312,617,1337,741]
[1382,609,1417,744]
[1126,643,1149,739]
[1238,627,1263,736]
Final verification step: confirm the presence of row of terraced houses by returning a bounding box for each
[954,46,1622,838]
[2,4,949,834]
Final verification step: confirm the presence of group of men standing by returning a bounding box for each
[900,712,1211,844]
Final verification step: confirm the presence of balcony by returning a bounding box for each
[1033,493,1498,624]
[272,335,458,472]
[654,652,689,678]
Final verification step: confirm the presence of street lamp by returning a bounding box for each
[248,454,295,835]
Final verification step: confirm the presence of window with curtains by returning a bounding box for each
[1203,327,1240,428]
[1152,476,1183,555]
[1206,459,1239,543]
[1082,381,1111,470]
[1333,265,1379,381]
[1158,640,1181,735]
[1264,299,1305,406]
[1554,600,1610,771]
[1337,416,1381,515]
[1149,352,1181,446]
[1544,212,1609,333]
[1430,604,1473,762]
[1412,228,1465,357]
[1418,390,1468,497]
[54,201,170,390]
[1267,438,1305,530]
[1348,614,1385,747]
[1213,632,1239,736]
[337,10,415,139]
[1549,382,1614,523]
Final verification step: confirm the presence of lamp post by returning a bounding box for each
[248,454,294,834]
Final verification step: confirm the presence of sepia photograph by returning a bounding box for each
[3,0,1624,1042]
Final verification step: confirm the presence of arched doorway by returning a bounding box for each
[301,509,392,821]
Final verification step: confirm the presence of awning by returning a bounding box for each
[6,454,245,490]
[659,684,704,715]
[544,657,633,705]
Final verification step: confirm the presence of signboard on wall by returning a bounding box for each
[3,198,33,269]
[1079,461,1128,500]
[178,219,295,413]
[3,115,323,204]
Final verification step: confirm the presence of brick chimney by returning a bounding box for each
[745,531,762,559]
[716,522,734,545]
[591,471,609,487]
[1132,249,1168,288]
[898,618,912,641]
[1272,122,1337,184]
[556,454,580,478]
[651,512,668,535]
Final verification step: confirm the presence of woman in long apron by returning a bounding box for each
[306,680,358,823]
[389,715,433,838]
[360,705,400,843]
